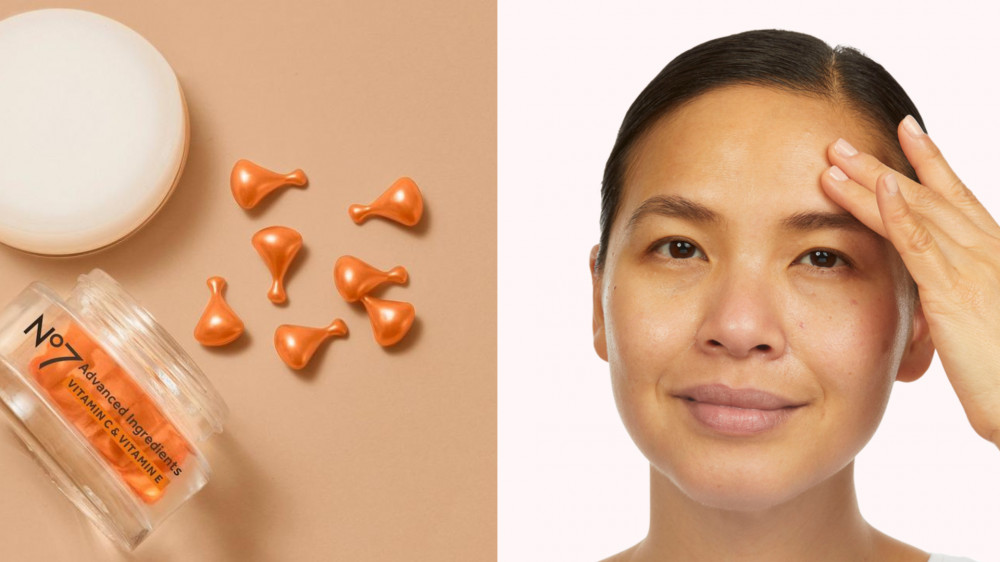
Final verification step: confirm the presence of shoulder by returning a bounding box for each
[598,542,641,562]
[926,554,980,562]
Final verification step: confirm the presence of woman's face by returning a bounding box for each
[590,85,934,511]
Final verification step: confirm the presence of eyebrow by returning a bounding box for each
[625,194,879,239]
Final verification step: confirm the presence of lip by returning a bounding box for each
[674,384,806,436]
[673,384,803,410]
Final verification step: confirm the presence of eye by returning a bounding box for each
[794,248,851,271]
[651,237,853,273]
[653,238,705,261]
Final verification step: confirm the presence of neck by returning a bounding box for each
[633,460,876,562]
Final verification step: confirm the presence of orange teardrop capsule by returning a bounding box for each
[230,159,307,210]
[333,255,408,303]
[274,319,348,370]
[194,276,245,346]
[360,294,415,347]
[348,177,424,227]
[252,226,303,304]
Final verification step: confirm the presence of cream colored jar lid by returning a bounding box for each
[0,9,187,256]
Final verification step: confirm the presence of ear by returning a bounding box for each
[590,244,608,362]
[896,296,936,383]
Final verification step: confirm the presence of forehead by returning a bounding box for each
[620,85,880,232]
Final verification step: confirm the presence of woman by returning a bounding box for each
[590,29,999,562]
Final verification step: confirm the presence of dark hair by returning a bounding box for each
[596,28,924,296]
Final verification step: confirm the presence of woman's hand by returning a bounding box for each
[821,115,1000,450]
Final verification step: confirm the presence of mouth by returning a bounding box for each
[676,395,804,410]
[673,384,806,435]
[672,383,805,410]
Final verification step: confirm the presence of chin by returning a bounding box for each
[679,481,804,512]
[657,452,818,512]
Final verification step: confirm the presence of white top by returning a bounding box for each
[927,553,979,562]
[0,9,186,255]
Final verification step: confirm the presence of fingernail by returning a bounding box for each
[835,138,858,157]
[885,173,899,194]
[829,165,848,181]
[902,115,925,139]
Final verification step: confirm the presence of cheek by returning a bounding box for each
[605,274,689,382]
[791,292,902,434]
[604,275,691,444]
[607,282,674,369]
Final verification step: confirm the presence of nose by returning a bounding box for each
[694,276,787,359]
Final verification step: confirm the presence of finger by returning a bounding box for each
[876,171,960,296]
[896,115,1000,239]
[822,165,961,256]
[827,137,985,248]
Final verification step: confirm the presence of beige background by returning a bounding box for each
[0,1,496,560]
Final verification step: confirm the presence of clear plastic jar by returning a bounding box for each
[0,269,228,550]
